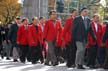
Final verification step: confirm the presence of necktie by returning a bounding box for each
[84,17,87,30]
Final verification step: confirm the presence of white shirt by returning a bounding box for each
[81,16,85,20]
[41,24,44,32]
[94,23,98,32]
[81,16,88,20]
[17,23,22,27]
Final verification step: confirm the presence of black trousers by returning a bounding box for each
[55,47,63,61]
[103,48,108,68]
[87,45,97,66]
[31,46,39,63]
[31,45,43,63]
[19,45,29,62]
[0,45,4,58]
[97,46,106,65]
[38,44,44,62]
[27,46,32,62]
[66,41,77,66]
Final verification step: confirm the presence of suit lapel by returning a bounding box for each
[79,16,86,30]
[79,16,84,23]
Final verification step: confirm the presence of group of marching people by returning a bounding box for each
[0,7,108,69]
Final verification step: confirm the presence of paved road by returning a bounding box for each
[0,58,107,71]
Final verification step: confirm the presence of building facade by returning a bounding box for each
[22,0,102,23]
[22,0,48,22]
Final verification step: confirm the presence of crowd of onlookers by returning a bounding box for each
[0,7,108,70]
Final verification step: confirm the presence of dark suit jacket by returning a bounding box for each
[9,24,18,43]
[0,26,5,45]
[3,27,11,43]
[0,27,2,45]
[103,24,108,43]
[72,16,95,42]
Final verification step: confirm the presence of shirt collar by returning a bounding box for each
[81,16,87,20]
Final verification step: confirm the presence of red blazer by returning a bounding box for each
[28,24,42,47]
[105,39,108,48]
[43,19,61,41]
[63,17,74,45]
[39,24,45,44]
[56,27,63,47]
[102,24,106,35]
[17,25,29,45]
[102,24,108,48]
[87,21,103,48]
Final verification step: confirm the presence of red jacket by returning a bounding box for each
[17,25,29,45]
[102,24,108,48]
[56,27,63,47]
[105,39,108,48]
[102,24,106,40]
[43,19,61,41]
[87,21,103,48]
[63,17,74,45]
[28,24,42,47]
[39,24,45,44]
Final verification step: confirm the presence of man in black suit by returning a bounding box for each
[72,7,96,69]
[0,23,4,59]
[3,23,12,60]
[9,17,21,62]
[0,25,2,49]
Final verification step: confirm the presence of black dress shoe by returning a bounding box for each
[41,60,44,64]
[72,64,76,68]
[77,65,85,69]
[52,62,58,66]
[32,62,37,64]
[89,65,97,69]
[6,57,11,60]
[1,56,4,59]
[52,63,58,66]
[66,64,72,68]
[21,61,25,64]
[59,57,64,63]
[13,59,18,62]
[44,63,51,66]
[95,64,101,68]
[103,67,108,69]
[27,59,31,62]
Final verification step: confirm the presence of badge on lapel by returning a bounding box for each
[80,19,83,23]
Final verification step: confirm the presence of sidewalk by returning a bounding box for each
[0,58,106,71]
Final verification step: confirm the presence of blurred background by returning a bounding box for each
[0,0,108,24]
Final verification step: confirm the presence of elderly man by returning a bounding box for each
[72,7,96,69]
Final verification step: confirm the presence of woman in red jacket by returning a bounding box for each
[28,17,43,64]
[17,18,29,63]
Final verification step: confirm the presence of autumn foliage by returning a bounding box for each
[0,0,21,24]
